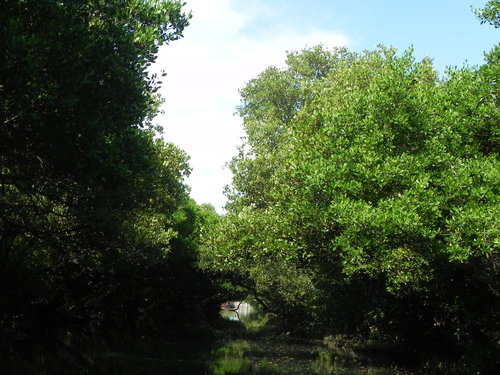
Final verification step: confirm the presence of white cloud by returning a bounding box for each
[153,0,349,212]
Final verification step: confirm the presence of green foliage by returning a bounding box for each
[199,206,315,321]
[0,0,219,352]
[201,44,500,368]
[227,46,354,209]
[475,0,500,28]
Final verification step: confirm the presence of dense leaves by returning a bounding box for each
[200,44,499,371]
[0,0,219,362]
[2,0,499,373]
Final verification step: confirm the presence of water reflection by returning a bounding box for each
[210,339,416,375]
[210,340,279,375]
[213,301,417,375]
[2,301,419,374]
[219,301,255,321]
[219,301,270,332]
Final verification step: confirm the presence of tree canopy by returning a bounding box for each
[200,44,499,370]
[1,0,499,372]
[1,1,220,361]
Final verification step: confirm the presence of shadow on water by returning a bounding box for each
[1,301,420,374]
[209,301,418,375]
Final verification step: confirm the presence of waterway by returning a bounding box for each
[4,301,421,374]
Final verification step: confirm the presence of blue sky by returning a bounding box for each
[153,0,498,212]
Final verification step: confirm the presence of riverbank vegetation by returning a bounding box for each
[0,0,221,367]
[199,7,499,375]
[1,0,498,374]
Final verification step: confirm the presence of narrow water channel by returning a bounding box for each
[208,301,416,375]
[6,301,421,374]
[89,301,419,375]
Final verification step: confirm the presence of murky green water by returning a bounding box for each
[3,301,419,374]
[208,301,415,375]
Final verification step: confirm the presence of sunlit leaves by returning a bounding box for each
[474,0,500,28]
[206,44,499,346]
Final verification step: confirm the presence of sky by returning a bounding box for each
[152,0,498,213]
